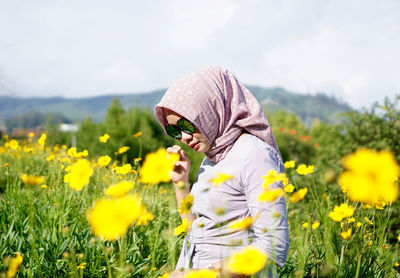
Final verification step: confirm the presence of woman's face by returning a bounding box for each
[163,109,211,153]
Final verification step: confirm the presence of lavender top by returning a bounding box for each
[176,134,289,273]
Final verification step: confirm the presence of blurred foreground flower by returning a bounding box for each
[289,188,308,203]
[296,164,314,175]
[174,219,191,236]
[139,148,180,185]
[104,181,134,197]
[7,253,23,278]
[64,159,93,191]
[229,217,253,231]
[209,173,234,186]
[338,149,400,205]
[21,174,45,186]
[328,203,354,222]
[184,269,218,278]
[87,194,144,241]
[226,246,268,275]
[258,188,284,202]
[178,194,193,215]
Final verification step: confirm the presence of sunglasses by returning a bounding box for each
[165,118,196,139]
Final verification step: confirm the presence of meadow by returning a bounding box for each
[0,96,400,278]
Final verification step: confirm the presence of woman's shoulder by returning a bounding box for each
[230,133,283,168]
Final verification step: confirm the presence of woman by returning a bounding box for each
[154,66,289,277]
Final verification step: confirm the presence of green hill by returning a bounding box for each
[0,87,352,130]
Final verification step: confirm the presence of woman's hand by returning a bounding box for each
[167,145,191,185]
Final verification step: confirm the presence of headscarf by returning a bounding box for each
[154,66,281,163]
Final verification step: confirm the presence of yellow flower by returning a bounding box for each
[375,201,386,210]
[21,174,45,186]
[356,222,362,227]
[284,160,295,168]
[64,159,93,191]
[296,164,314,175]
[133,131,142,138]
[347,217,355,224]
[139,148,180,185]
[184,269,218,278]
[136,211,155,226]
[302,222,309,229]
[341,228,352,240]
[23,147,34,153]
[229,217,253,231]
[381,243,389,249]
[312,221,320,229]
[328,203,354,222]
[158,273,169,278]
[284,184,295,193]
[364,217,373,225]
[133,158,142,164]
[75,149,88,158]
[338,148,400,205]
[46,154,55,161]
[114,164,132,175]
[118,146,130,154]
[289,188,308,203]
[97,155,112,167]
[87,194,144,241]
[28,132,34,138]
[104,181,134,197]
[38,133,46,146]
[262,170,280,186]
[226,246,268,275]
[367,240,372,246]
[99,133,110,143]
[178,194,193,215]
[67,147,77,157]
[394,262,399,267]
[9,140,19,150]
[40,184,48,189]
[397,233,400,242]
[6,253,23,278]
[258,188,284,202]
[209,173,234,186]
[174,219,191,236]
[77,262,86,270]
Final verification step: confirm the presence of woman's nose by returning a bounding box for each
[181,131,193,141]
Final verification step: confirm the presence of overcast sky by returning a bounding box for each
[1,0,399,109]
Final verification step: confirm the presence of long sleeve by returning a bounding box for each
[241,143,289,267]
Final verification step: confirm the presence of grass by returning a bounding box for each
[0,138,400,277]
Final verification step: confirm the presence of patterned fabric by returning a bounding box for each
[154,66,281,162]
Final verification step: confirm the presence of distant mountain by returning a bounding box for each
[0,86,352,129]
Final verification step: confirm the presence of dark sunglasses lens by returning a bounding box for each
[165,125,181,139]
[177,119,195,133]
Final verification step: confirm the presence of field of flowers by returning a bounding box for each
[1,98,400,277]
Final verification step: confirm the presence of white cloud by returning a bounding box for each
[0,0,399,109]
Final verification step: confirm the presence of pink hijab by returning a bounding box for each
[154,66,281,163]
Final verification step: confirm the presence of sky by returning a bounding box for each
[1,0,399,109]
